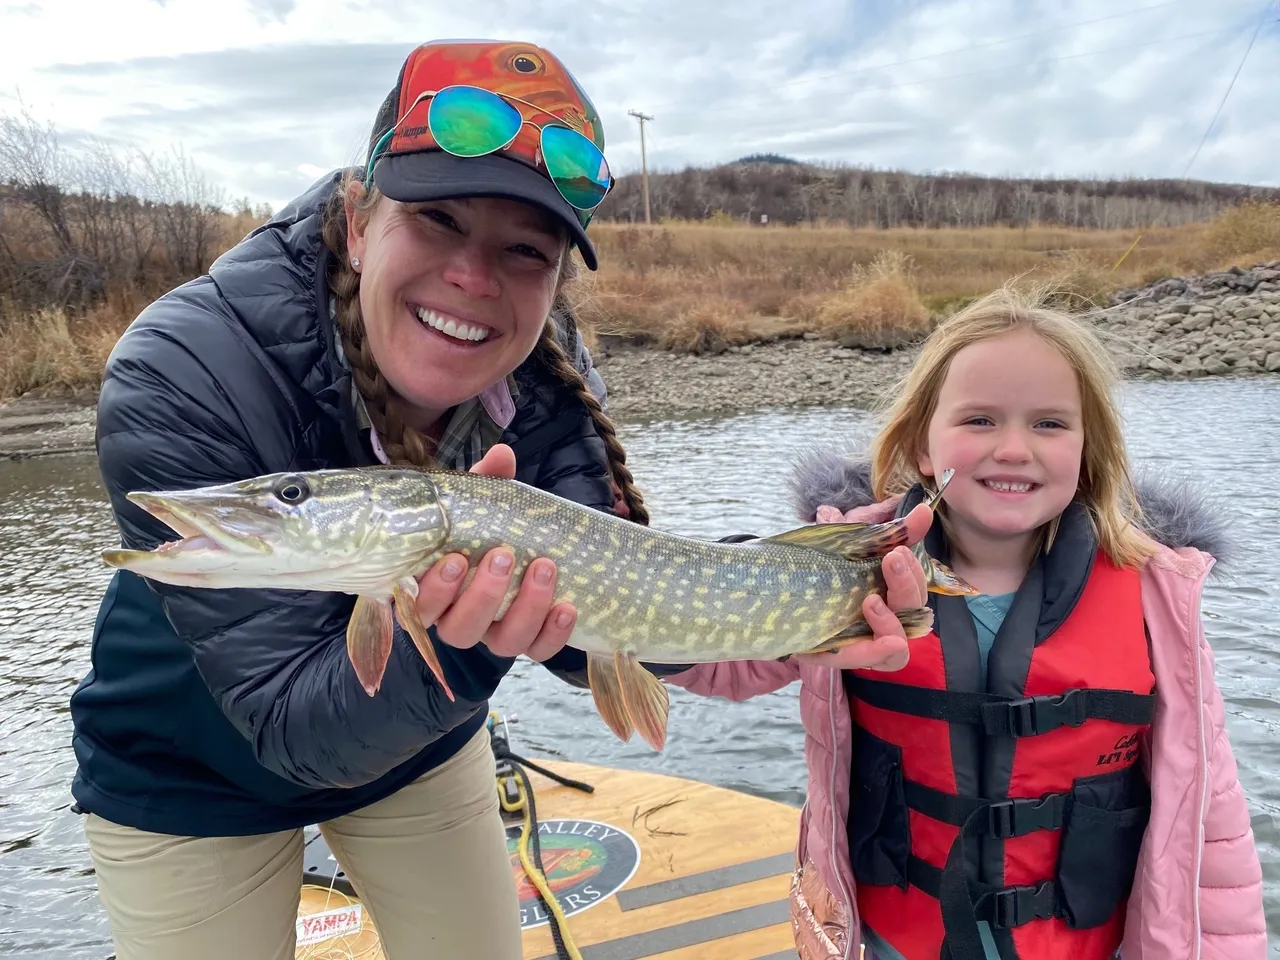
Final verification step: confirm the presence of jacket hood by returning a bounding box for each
[786,446,1236,568]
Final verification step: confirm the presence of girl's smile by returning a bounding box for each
[918,325,1085,583]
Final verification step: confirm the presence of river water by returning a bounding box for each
[0,378,1276,957]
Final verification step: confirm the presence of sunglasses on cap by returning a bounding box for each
[365,84,614,225]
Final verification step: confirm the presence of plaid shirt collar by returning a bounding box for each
[330,295,518,470]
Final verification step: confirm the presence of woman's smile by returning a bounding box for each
[411,304,498,346]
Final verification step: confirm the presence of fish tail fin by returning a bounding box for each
[804,605,936,654]
[927,557,981,596]
[762,470,958,562]
[924,468,956,510]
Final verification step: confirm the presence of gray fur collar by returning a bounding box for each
[787,447,1234,568]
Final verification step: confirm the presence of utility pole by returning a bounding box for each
[627,109,653,224]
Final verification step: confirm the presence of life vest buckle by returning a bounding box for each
[984,879,1060,930]
[986,794,1066,838]
[1000,689,1088,737]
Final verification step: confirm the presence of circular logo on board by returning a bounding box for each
[506,818,641,929]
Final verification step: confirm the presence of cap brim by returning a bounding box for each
[372,152,598,271]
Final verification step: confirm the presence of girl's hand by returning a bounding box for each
[794,501,933,673]
[412,444,578,663]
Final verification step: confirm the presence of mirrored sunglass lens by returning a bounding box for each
[541,125,610,210]
[428,86,521,157]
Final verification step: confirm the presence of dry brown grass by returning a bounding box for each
[571,212,1280,354]
[7,202,1280,400]
[0,298,134,400]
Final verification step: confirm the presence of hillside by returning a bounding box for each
[595,158,1280,231]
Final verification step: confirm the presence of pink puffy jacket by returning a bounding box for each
[667,450,1268,960]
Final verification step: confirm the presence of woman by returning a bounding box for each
[70,39,662,960]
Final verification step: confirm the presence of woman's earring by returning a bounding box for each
[352,257,361,269]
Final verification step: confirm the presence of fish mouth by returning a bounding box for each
[126,492,273,556]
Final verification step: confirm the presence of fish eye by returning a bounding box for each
[510,53,544,74]
[273,476,310,504]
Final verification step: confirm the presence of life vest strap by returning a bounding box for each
[902,779,1067,838]
[848,676,1155,737]
[909,855,1062,932]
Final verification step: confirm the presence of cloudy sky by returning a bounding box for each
[2,0,1277,210]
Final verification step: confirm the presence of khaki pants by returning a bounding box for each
[83,726,521,960]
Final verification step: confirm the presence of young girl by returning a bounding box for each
[667,284,1267,960]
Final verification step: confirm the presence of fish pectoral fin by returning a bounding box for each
[804,605,936,653]
[347,595,395,697]
[587,652,634,744]
[392,577,456,703]
[927,557,981,596]
[763,519,910,561]
[615,650,670,753]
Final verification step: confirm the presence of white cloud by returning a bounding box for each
[1,0,1276,210]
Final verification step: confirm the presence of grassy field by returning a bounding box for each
[573,200,1280,352]
[2,201,1279,401]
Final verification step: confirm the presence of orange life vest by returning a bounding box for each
[845,501,1156,960]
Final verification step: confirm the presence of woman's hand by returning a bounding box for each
[413,444,577,663]
[793,501,933,673]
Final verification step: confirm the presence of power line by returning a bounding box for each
[1181,0,1273,176]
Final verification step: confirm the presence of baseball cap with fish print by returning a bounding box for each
[364,39,612,270]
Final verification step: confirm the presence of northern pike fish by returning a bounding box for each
[102,466,975,751]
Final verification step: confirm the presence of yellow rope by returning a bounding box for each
[1111,233,1143,272]
[493,713,583,960]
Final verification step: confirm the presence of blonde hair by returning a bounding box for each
[319,170,649,525]
[868,281,1156,569]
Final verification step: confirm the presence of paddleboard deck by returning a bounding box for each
[296,758,804,960]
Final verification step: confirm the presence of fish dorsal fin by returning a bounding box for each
[763,467,960,562]
[762,519,909,562]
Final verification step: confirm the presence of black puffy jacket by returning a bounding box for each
[69,170,665,837]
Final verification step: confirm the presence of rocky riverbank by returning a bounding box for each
[594,334,920,420]
[596,259,1280,419]
[2,261,1278,458]
[1099,260,1280,378]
